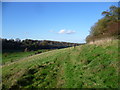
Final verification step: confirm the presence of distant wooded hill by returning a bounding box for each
[86,6,120,43]
[2,38,83,52]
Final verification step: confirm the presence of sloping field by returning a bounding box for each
[2,40,119,89]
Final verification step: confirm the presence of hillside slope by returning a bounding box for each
[2,40,119,89]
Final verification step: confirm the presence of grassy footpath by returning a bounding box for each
[2,40,119,89]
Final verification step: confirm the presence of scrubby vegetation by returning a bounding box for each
[86,6,120,42]
[2,40,119,89]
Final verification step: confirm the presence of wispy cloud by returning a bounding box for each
[58,29,76,34]
[49,29,76,34]
[66,30,76,34]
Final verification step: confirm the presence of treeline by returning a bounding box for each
[86,6,120,43]
[2,38,82,52]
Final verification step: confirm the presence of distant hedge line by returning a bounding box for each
[2,38,81,52]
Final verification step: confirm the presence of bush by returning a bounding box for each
[86,6,120,43]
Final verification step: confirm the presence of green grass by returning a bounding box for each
[2,40,119,89]
[2,49,51,64]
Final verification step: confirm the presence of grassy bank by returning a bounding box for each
[2,49,51,65]
[2,40,119,89]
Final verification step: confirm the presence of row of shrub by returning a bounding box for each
[2,38,81,52]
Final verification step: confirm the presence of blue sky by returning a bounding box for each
[2,2,118,43]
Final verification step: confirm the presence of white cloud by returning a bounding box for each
[58,29,66,34]
[58,29,75,34]
[66,30,76,34]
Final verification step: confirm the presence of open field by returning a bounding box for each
[2,49,51,65]
[2,40,119,89]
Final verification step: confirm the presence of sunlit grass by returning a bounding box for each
[2,40,119,89]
